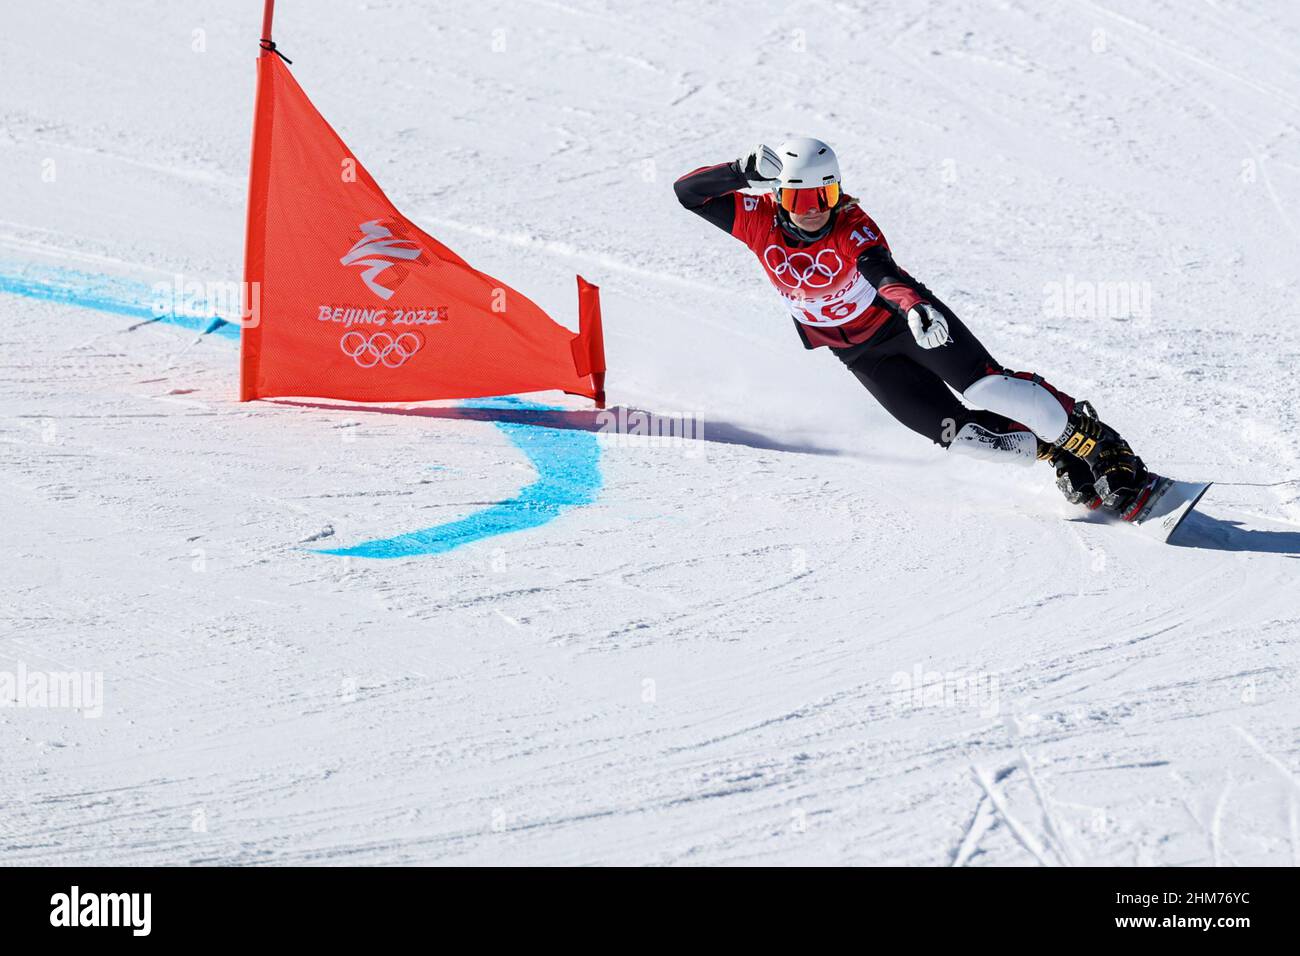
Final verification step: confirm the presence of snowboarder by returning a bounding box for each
[674,138,1151,516]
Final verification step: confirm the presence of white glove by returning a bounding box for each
[738,144,782,188]
[907,304,950,349]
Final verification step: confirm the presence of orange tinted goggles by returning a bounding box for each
[779,182,841,214]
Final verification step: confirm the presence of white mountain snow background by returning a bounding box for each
[1,0,1297,865]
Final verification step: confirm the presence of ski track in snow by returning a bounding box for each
[0,0,1298,865]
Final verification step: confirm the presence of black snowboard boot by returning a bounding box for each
[1037,439,1101,508]
[1053,400,1149,512]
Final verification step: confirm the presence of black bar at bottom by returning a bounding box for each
[0,866,1287,943]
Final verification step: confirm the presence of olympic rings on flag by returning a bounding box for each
[339,330,424,368]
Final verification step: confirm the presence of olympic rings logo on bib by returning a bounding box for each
[763,245,844,290]
[339,330,424,368]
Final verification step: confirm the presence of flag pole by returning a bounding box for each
[260,0,276,53]
[241,0,278,400]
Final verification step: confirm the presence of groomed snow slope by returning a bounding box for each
[1,0,1298,865]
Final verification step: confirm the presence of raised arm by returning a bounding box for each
[673,145,783,234]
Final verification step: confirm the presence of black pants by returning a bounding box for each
[837,311,1023,447]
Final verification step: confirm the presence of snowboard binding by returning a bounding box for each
[1050,401,1149,514]
[1038,440,1101,508]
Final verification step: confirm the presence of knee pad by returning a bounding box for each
[948,421,1037,465]
[963,372,1073,444]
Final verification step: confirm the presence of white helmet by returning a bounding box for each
[774,137,840,191]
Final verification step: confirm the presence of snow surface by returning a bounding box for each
[1,0,1298,866]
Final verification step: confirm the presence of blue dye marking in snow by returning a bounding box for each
[318,396,603,559]
[0,263,602,557]
[0,261,240,340]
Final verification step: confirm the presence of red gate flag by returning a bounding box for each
[240,51,606,406]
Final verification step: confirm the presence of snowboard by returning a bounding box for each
[1119,475,1212,543]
